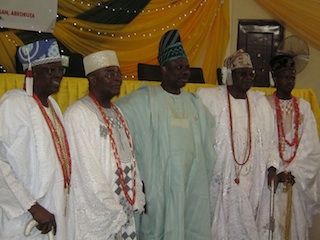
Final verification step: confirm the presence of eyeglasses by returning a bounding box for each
[37,67,66,76]
[104,71,123,79]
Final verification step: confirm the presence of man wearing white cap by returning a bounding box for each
[197,49,274,239]
[115,29,216,240]
[0,38,70,239]
[64,50,145,239]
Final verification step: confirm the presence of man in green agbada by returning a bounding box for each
[115,29,216,240]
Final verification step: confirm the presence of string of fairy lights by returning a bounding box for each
[64,0,209,13]
[62,0,211,37]
[0,0,224,77]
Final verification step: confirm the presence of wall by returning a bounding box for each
[229,0,320,104]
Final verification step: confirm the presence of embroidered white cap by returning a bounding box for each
[83,50,120,76]
[223,49,253,70]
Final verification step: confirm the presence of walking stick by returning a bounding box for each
[268,180,275,240]
[284,183,293,240]
[24,219,55,240]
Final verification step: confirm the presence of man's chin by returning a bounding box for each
[51,86,61,94]
[113,90,121,96]
[179,80,188,87]
[286,86,294,92]
[243,83,252,91]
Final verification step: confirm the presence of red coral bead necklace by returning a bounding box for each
[89,93,136,206]
[274,92,300,164]
[227,89,252,184]
[33,94,72,190]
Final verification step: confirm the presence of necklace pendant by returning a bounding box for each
[234,178,240,184]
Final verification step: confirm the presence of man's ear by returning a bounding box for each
[269,71,275,87]
[161,65,167,74]
[88,74,97,86]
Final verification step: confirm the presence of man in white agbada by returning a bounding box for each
[64,50,145,239]
[0,39,71,239]
[197,49,274,240]
[257,54,320,240]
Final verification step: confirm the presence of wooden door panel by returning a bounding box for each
[237,20,284,87]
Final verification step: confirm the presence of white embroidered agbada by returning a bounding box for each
[257,96,320,240]
[0,90,67,240]
[64,96,145,240]
[197,86,274,240]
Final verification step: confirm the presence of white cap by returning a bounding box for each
[83,50,120,76]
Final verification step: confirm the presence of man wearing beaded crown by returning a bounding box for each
[115,29,216,240]
[0,39,70,239]
[64,50,145,239]
[257,54,320,240]
[197,49,275,240]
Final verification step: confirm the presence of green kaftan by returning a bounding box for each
[115,84,216,240]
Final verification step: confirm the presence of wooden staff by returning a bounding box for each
[268,180,275,240]
[284,182,293,240]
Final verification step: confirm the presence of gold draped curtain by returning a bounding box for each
[0,32,24,72]
[256,0,320,51]
[0,0,230,84]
